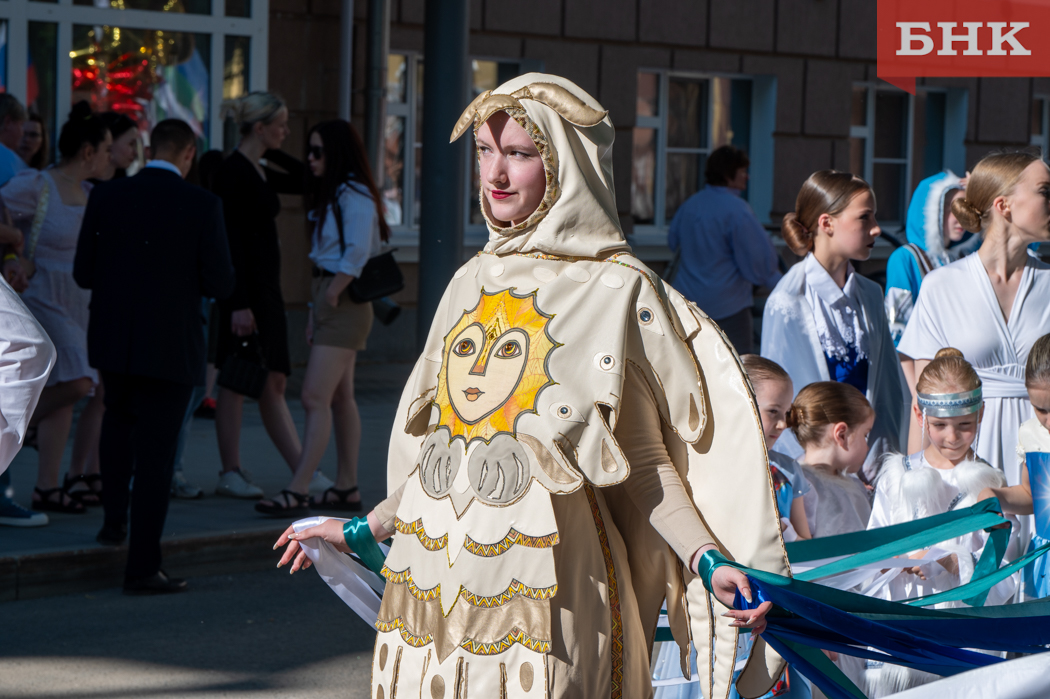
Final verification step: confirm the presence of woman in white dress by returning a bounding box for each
[762,171,909,479]
[898,152,1050,488]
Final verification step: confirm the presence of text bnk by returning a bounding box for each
[896,22,1030,56]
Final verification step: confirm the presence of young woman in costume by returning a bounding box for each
[897,152,1050,486]
[979,332,1050,600]
[761,171,909,482]
[884,171,974,346]
[274,74,789,699]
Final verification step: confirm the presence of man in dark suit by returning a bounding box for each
[74,119,235,595]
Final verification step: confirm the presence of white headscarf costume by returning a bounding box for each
[379,74,788,699]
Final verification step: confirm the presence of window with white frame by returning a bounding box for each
[384,53,538,246]
[850,84,967,230]
[631,69,776,243]
[0,0,267,160]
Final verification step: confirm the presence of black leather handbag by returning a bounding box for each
[348,250,404,303]
[331,197,405,303]
[217,334,268,399]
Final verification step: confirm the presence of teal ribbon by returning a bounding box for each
[906,540,1050,607]
[343,517,387,576]
[697,549,733,592]
[787,499,1005,582]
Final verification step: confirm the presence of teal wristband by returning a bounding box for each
[697,549,732,592]
[343,517,387,576]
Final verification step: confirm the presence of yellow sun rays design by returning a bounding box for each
[434,288,558,444]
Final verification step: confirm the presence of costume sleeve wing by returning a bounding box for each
[655,287,790,699]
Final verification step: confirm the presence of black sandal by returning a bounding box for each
[32,486,87,514]
[311,486,362,512]
[64,474,102,506]
[254,489,310,517]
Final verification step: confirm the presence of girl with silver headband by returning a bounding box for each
[865,348,1022,698]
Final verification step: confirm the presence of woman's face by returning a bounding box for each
[84,131,113,178]
[307,131,325,178]
[822,190,881,261]
[110,128,139,170]
[256,107,290,150]
[476,112,547,226]
[943,189,967,243]
[1000,160,1050,244]
[19,121,42,162]
[754,377,793,451]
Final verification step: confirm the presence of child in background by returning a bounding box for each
[980,333,1050,600]
[787,382,874,538]
[742,355,813,540]
[866,348,1017,697]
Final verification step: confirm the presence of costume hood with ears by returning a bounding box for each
[451,73,630,259]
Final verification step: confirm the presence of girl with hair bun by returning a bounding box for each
[762,171,909,481]
[865,347,1020,696]
[897,151,1050,499]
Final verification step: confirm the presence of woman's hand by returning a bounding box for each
[305,311,314,347]
[712,565,773,635]
[693,544,772,635]
[324,286,341,309]
[0,225,24,254]
[231,308,256,336]
[3,257,27,292]
[274,519,351,574]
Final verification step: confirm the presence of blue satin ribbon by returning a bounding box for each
[343,517,386,576]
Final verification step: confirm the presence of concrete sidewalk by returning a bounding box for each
[0,362,413,601]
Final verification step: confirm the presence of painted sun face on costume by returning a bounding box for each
[435,288,558,444]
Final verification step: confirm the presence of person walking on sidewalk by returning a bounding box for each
[212,92,314,500]
[255,120,384,516]
[73,119,235,594]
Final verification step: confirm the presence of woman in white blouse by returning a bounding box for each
[761,170,909,479]
[255,120,386,516]
[898,152,1050,487]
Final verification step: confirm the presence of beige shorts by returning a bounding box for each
[311,276,374,350]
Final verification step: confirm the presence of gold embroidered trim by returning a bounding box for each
[376,618,434,647]
[460,628,551,655]
[464,529,560,557]
[394,517,559,557]
[585,484,623,699]
[376,619,551,656]
[382,566,557,607]
[394,518,449,551]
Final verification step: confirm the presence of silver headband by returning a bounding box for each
[917,386,983,417]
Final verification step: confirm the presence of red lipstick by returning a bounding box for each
[490,190,512,200]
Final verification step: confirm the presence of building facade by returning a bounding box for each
[3,0,1045,363]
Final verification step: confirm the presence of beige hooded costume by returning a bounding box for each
[369,74,789,699]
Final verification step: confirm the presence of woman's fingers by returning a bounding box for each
[277,539,302,568]
[291,549,309,573]
[273,525,297,550]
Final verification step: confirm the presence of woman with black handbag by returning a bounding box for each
[255,119,388,515]
[212,92,305,501]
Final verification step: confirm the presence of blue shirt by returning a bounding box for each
[308,182,381,278]
[0,143,28,187]
[668,186,782,319]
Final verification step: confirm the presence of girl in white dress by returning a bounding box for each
[898,152,1050,487]
[762,171,909,483]
[865,348,1018,697]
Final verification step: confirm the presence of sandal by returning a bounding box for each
[311,486,362,512]
[254,489,310,517]
[64,474,102,506]
[32,486,87,514]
